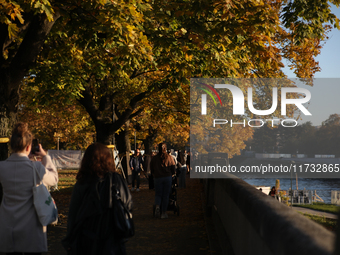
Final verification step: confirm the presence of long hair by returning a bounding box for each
[77,143,116,182]
[177,151,185,165]
[10,122,33,153]
[158,142,170,165]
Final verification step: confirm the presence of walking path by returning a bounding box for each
[43,174,221,255]
[125,175,215,255]
[292,206,338,219]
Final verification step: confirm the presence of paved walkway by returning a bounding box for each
[292,206,338,219]
[42,174,221,255]
[125,175,217,255]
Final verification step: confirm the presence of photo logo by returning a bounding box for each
[198,83,223,113]
[201,84,312,116]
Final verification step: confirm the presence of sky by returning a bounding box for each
[282,5,340,126]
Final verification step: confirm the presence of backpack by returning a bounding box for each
[67,172,134,255]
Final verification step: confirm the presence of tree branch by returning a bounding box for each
[130,108,144,119]
[130,69,159,79]
[77,86,101,125]
[112,90,148,131]
[9,11,61,90]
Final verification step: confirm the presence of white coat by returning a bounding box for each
[0,153,58,253]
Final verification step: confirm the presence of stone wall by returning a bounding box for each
[204,177,335,255]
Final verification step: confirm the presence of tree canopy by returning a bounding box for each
[1,0,339,157]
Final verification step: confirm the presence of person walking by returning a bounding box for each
[63,143,132,255]
[129,149,143,192]
[151,143,176,219]
[0,122,58,255]
[186,151,191,173]
[143,153,154,189]
[269,186,277,198]
[177,151,187,188]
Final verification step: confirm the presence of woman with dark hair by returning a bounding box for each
[269,186,277,198]
[63,143,132,255]
[150,143,176,219]
[76,142,116,182]
[0,122,58,255]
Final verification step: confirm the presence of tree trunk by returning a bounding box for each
[95,122,114,145]
[143,127,158,155]
[143,134,157,155]
[0,12,60,160]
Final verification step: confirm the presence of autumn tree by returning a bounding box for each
[18,82,95,150]
[30,0,339,149]
[0,0,61,159]
[1,0,339,161]
[132,83,190,154]
[28,0,154,145]
[0,0,148,158]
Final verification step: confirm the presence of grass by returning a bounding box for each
[294,202,340,214]
[49,170,78,222]
[299,212,337,232]
[55,169,78,191]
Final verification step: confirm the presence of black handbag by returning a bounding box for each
[108,173,135,239]
[62,172,134,255]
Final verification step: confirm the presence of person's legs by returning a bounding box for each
[131,171,136,190]
[154,177,163,206]
[136,172,140,189]
[154,177,162,217]
[160,176,172,214]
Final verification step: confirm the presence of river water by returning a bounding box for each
[242,178,340,204]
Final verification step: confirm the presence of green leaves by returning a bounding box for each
[32,0,54,21]
[281,0,339,40]
[7,23,19,39]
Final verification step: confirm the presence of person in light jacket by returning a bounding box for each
[0,122,58,255]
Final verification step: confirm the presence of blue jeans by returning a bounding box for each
[154,176,172,213]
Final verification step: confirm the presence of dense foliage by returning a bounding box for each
[1,0,339,155]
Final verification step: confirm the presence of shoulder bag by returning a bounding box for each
[109,173,135,239]
[32,163,58,226]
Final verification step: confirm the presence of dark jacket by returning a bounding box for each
[150,154,176,178]
[129,155,143,173]
[62,172,132,255]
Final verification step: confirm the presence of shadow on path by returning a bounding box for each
[40,174,216,255]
